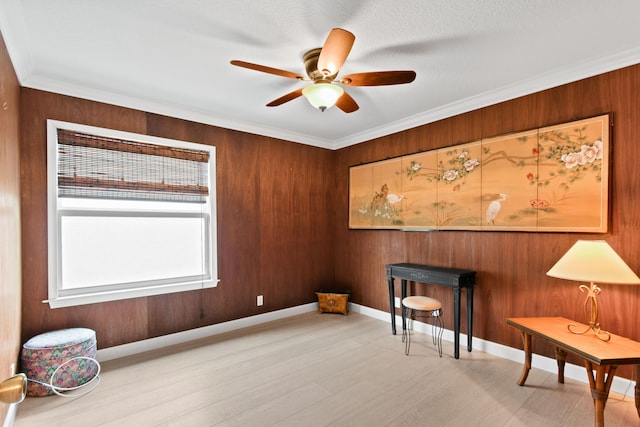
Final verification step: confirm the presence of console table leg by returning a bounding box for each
[453,288,461,359]
[466,286,474,352]
[517,331,532,386]
[584,361,616,427]
[635,365,639,419]
[401,280,407,333]
[555,347,567,384]
[388,278,396,335]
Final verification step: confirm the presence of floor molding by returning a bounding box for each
[2,403,18,427]
[96,301,635,398]
[96,303,318,362]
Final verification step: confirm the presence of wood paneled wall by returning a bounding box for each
[19,90,335,349]
[334,64,640,379]
[0,30,22,422]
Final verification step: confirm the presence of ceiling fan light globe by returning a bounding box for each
[302,83,343,111]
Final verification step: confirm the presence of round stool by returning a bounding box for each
[402,296,443,357]
[21,328,99,396]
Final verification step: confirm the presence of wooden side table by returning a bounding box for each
[507,317,640,427]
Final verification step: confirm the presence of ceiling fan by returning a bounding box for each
[230,28,416,113]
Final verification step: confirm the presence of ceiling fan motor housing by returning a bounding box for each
[303,48,338,81]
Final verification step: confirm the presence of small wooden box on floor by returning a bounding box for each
[316,292,349,315]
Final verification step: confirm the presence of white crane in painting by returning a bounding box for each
[486,193,507,225]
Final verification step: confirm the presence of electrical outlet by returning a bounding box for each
[257,295,263,306]
[394,297,400,308]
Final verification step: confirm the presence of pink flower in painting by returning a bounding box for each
[457,151,469,159]
[526,172,534,180]
[412,162,422,172]
[463,158,480,171]
[580,144,598,163]
[593,139,604,160]
[561,152,582,168]
[442,169,459,181]
[439,200,448,206]
[530,199,550,208]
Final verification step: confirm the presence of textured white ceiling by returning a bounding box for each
[2,1,640,149]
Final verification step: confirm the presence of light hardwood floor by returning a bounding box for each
[14,312,639,426]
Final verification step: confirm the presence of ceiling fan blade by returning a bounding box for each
[266,88,304,107]
[335,91,359,113]
[230,60,305,80]
[340,70,416,86]
[317,28,355,76]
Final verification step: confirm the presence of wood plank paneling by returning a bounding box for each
[334,64,640,380]
[257,139,335,308]
[18,91,335,349]
[19,91,150,348]
[0,30,22,423]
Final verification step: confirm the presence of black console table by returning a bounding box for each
[386,263,476,359]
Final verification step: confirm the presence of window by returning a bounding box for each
[46,120,218,308]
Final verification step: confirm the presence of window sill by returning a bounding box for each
[45,279,219,308]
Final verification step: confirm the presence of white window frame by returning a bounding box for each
[46,120,218,308]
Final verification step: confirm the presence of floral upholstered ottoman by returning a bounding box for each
[21,328,98,397]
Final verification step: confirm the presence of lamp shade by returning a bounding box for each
[546,240,640,284]
[302,83,344,111]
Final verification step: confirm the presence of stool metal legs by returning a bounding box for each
[403,308,443,357]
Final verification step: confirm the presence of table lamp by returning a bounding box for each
[546,240,640,341]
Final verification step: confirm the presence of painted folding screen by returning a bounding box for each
[348,114,610,232]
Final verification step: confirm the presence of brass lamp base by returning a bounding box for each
[567,282,611,342]
[567,321,611,342]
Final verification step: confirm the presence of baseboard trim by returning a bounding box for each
[96,301,635,398]
[97,303,317,362]
[2,403,18,427]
